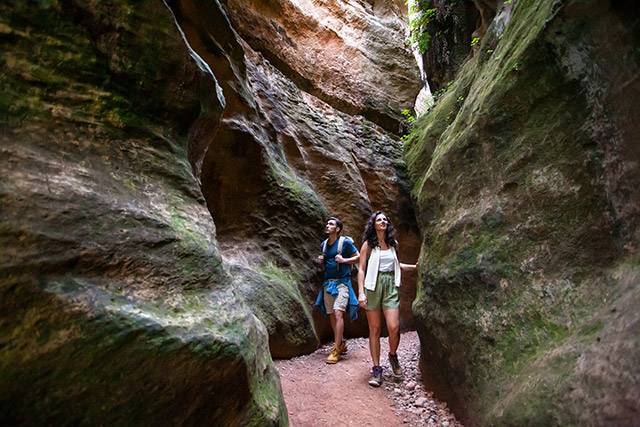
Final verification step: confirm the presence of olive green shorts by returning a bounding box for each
[365,271,399,311]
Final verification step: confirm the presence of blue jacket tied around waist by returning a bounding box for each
[314,279,359,321]
[315,236,359,320]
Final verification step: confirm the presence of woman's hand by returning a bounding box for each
[335,254,345,263]
[315,255,324,264]
[358,293,367,309]
[400,262,417,272]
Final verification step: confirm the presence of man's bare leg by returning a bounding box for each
[334,309,344,348]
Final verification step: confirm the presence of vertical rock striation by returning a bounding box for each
[225,0,417,133]
[406,0,640,425]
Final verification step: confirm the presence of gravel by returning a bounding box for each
[377,331,463,427]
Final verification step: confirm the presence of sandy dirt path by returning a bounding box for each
[275,331,462,427]
[275,337,402,426]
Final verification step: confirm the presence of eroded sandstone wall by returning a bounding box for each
[0,0,285,424]
[406,0,640,425]
[164,0,422,343]
[1,0,421,423]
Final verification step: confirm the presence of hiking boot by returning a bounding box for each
[388,352,402,376]
[368,366,383,387]
[326,345,341,364]
[338,341,348,354]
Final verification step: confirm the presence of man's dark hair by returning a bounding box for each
[327,217,343,234]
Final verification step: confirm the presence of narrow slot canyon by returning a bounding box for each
[1,0,639,426]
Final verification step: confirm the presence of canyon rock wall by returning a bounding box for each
[419,0,478,92]
[406,0,640,425]
[165,0,422,342]
[0,0,285,424]
[225,0,417,132]
[1,0,421,423]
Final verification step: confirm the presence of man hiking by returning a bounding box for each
[314,217,360,364]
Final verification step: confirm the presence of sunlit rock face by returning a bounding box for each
[406,0,640,425]
[166,0,422,341]
[226,0,419,133]
[0,1,285,425]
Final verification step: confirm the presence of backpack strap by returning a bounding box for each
[324,236,352,257]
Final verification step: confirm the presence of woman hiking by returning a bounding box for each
[357,211,417,387]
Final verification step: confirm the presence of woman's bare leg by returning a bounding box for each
[366,310,382,365]
[383,308,400,354]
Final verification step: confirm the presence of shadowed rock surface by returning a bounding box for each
[415,0,479,93]
[406,0,640,425]
[0,0,285,425]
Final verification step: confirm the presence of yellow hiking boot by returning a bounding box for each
[326,345,341,364]
[338,341,348,354]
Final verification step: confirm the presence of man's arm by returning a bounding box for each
[335,240,359,264]
[335,251,359,264]
[314,240,326,265]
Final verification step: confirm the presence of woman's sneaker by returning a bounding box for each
[368,366,383,387]
[388,353,402,376]
[338,341,348,354]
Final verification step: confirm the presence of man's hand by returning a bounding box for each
[358,293,367,309]
[335,254,345,264]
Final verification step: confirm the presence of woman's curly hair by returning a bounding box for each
[362,211,397,249]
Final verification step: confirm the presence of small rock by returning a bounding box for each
[405,381,416,391]
[415,397,428,407]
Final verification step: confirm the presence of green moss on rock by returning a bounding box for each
[0,0,286,424]
[406,0,640,425]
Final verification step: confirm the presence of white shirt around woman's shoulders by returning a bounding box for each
[364,246,401,291]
